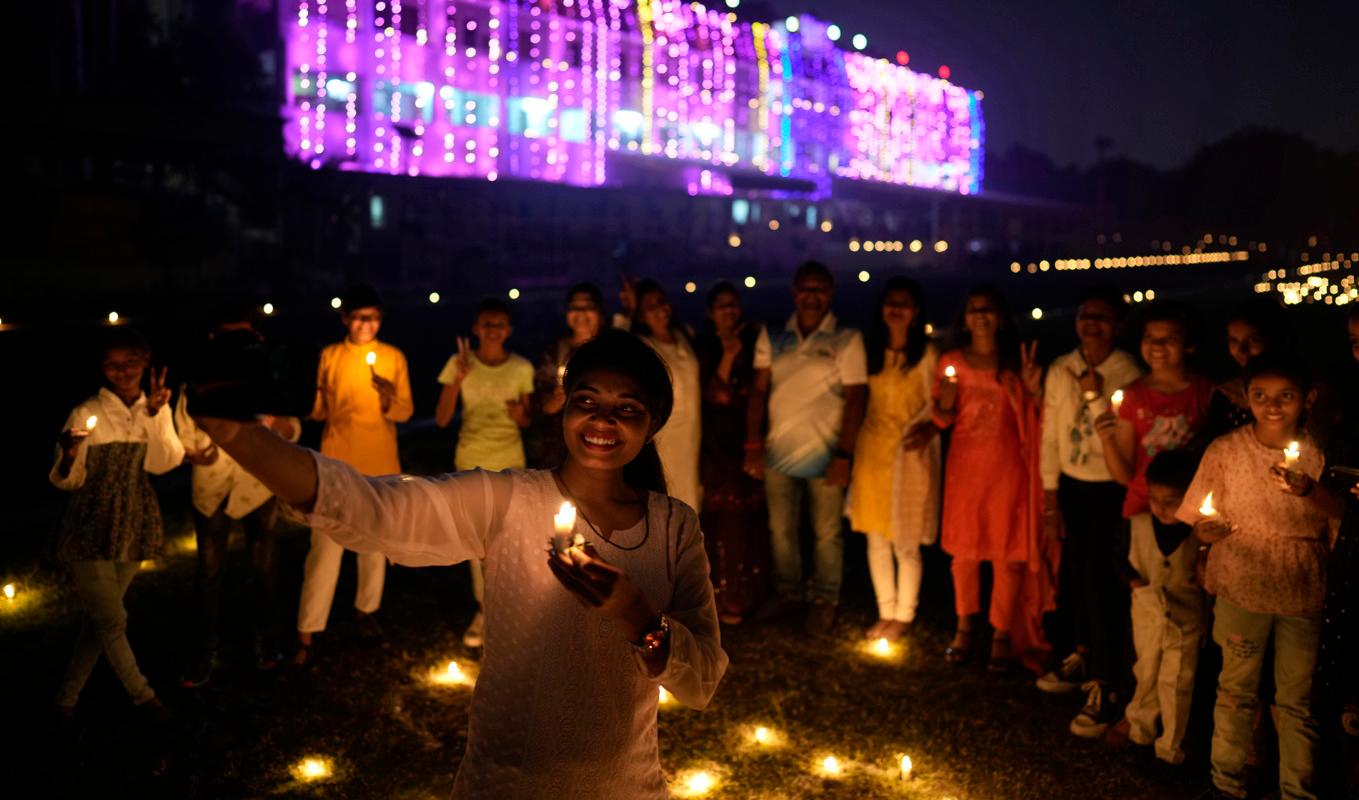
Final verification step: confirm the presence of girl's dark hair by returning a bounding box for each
[562,329,673,494]
[566,282,604,311]
[630,278,687,342]
[474,297,512,322]
[706,280,740,309]
[1078,284,1129,322]
[1138,301,1197,346]
[101,327,152,360]
[1227,297,1294,351]
[951,284,1021,373]
[1243,351,1314,394]
[866,276,928,374]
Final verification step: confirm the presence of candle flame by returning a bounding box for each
[1199,492,1216,516]
[365,351,377,366]
[943,365,957,379]
[754,726,770,744]
[820,755,842,776]
[658,686,673,705]
[292,757,332,781]
[1111,389,1124,410]
[85,415,98,430]
[683,771,715,795]
[554,501,577,535]
[900,754,913,780]
[1284,441,1301,462]
[2,583,14,600]
[447,660,464,681]
[873,637,892,657]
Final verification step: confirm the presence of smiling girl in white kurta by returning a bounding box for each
[194,330,727,799]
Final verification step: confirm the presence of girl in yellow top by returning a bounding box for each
[295,284,413,662]
[848,277,941,641]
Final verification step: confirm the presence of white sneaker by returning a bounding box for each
[1036,651,1087,694]
[1069,680,1116,738]
[462,611,485,648]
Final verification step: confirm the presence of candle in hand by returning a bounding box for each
[943,364,957,381]
[85,415,98,431]
[1283,441,1301,471]
[551,501,583,558]
[1110,389,1124,414]
[365,350,377,376]
[1198,491,1216,517]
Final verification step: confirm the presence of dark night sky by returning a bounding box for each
[776,0,1359,169]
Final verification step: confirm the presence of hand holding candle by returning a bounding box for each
[937,364,959,413]
[1198,491,1216,517]
[365,350,377,377]
[1194,491,1235,543]
[1283,441,1301,471]
[1110,389,1124,414]
[548,500,582,561]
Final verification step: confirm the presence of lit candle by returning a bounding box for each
[1110,389,1124,414]
[872,637,892,657]
[2,583,14,600]
[556,364,566,385]
[943,364,957,381]
[1283,441,1301,471]
[365,350,377,377]
[754,726,771,745]
[291,757,333,782]
[820,755,842,777]
[446,660,465,683]
[550,500,583,559]
[658,686,673,705]
[84,415,98,431]
[1199,492,1217,517]
[899,754,913,781]
[683,771,715,795]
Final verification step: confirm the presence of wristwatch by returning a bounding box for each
[632,614,671,656]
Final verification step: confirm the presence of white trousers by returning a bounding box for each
[1125,587,1203,764]
[297,528,386,634]
[865,533,923,623]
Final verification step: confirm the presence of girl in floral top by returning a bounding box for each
[49,328,184,721]
[1179,353,1348,800]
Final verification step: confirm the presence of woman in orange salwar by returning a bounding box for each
[934,286,1056,674]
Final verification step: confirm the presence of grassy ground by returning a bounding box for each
[1,494,1216,800]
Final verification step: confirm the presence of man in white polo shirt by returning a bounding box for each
[749,261,867,635]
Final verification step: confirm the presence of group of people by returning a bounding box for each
[46,263,1359,799]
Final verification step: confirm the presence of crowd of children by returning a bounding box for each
[46,266,1359,798]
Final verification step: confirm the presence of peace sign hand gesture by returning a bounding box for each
[1019,341,1043,398]
[146,366,171,416]
[453,336,473,382]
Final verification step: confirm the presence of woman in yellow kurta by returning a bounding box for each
[848,278,940,642]
[295,285,413,662]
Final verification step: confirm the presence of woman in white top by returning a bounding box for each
[191,330,727,799]
[631,279,702,510]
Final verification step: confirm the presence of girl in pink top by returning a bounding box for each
[1096,302,1214,517]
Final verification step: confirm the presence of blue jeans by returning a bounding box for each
[765,468,844,605]
[1211,598,1321,800]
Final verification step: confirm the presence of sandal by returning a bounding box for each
[866,619,891,640]
[945,629,973,664]
[987,634,1015,673]
[290,641,312,667]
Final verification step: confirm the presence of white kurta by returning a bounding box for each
[293,456,728,799]
[641,335,702,510]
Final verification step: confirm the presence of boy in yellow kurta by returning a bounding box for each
[295,284,413,661]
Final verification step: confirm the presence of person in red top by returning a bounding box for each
[1097,302,1215,518]
[1085,301,1214,737]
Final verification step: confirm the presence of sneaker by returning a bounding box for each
[1070,681,1119,738]
[180,650,219,689]
[462,610,485,648]
[355,611,383,641]
[1037,651,1088,694]
[804,602,836,636]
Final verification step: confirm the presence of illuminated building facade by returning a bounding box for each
[283,1,984,197]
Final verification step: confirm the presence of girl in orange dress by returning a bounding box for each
[934,286,1055,674]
